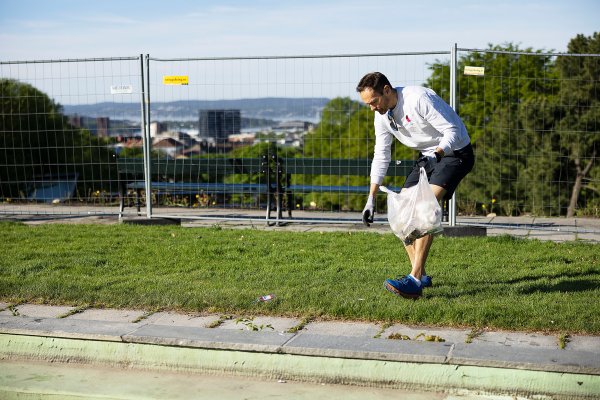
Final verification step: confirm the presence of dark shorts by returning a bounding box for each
[403,143,475,200]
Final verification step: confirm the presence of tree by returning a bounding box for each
[556,33,600,217]
[303,97,363,158]
[0,79,117,200]
[427,44,570,215]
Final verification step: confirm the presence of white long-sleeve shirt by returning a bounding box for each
[370,86,471,185]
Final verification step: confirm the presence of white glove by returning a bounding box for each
[362,194,375,226]
[425,154,437,164]
[422,151,442,164]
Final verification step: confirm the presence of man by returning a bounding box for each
[356,72,474,299]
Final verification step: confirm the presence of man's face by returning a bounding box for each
[359,86,394,115]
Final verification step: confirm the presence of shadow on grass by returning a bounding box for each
[426,272,599,299]
[516,279,600,294]
[501,269,599,286]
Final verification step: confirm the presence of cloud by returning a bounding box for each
[17,19,65,30]
[76,14,139,25]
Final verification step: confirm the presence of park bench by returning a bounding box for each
[116,156,280,220]
[274,158,418,219]
[117,156,448,224]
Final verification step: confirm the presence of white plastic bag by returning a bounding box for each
[380,167,443,245]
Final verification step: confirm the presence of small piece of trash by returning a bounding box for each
[257,294,275,302]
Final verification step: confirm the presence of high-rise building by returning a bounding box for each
[198,110,241,140]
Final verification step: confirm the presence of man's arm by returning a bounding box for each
[363,116,392,226]
[368,182,380,197]
[418,92,468,155]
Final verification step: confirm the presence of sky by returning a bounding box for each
[1,0,599,61]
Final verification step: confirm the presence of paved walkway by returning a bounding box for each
[1,303,599,398]
[180,214,600,243]
[2,205,599,242]
[1,359,441,400]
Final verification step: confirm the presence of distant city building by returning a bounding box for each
[272,120,314,133]
[152,137,185,158]
[154,131,196,147]
[198,109,241,141]
[150,121,168,137]
[69,115,83,129]
[228,133,256,145]
[69,115,110,137]
[69,114,141,138]
[96,117,110,138]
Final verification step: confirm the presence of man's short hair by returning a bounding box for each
[356,72,392,95]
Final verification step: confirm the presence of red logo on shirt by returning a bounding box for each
[405,115,411,122]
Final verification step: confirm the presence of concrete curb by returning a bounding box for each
[1,315,600,398]
[1,333,599,399]
[2,316,599,375]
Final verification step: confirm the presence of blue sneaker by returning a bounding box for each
[384,275,422,299]
[421,275,432,288]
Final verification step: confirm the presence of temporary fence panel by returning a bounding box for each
[145,52,451,223]
[455,48,599,221]
[0,56,146,218]
[4,49,595,229]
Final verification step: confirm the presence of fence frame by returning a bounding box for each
[454,46,600,223]
[2,47,598,228]
[144,50,453,225]
[0,54,146,217]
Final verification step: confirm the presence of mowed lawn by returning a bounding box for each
[0,221,598,334]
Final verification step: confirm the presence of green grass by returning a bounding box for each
[0,221,599,334]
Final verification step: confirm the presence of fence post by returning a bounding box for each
[448,43,458,227]
[142,54,152,218]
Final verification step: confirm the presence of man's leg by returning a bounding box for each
[404,184,446,280]
[390,146,474,298]
[405,235,433,280]
[384,184,448,299]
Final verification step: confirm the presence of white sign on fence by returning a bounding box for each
[110,84,133,94]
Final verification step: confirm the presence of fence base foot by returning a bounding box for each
[441,226,486,237]
[266,220,290,227]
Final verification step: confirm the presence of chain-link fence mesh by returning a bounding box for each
[0,56,144,217]
[145,52,450,222]
[452,48,599,218]
[1,49,598,229]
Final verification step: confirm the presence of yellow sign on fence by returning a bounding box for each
[163,76,189,85]
[464,66,485,76]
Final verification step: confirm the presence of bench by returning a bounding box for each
[276,158,417,219]
[117,156,448,224]
[116,156,280,220]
